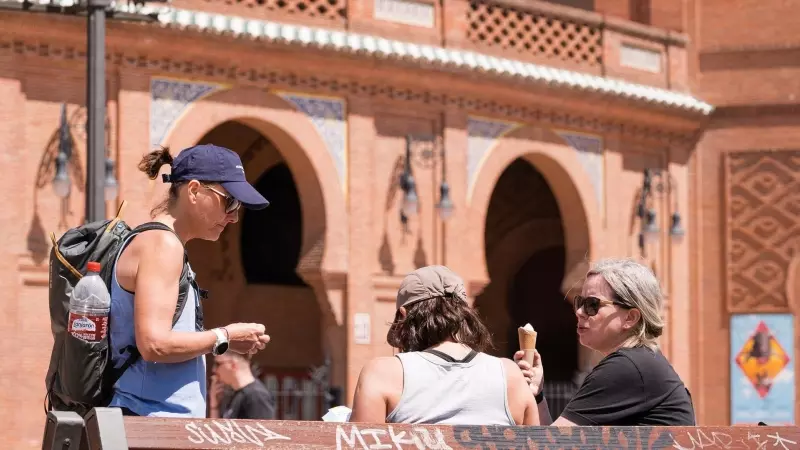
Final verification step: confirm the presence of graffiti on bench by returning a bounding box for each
[671,429,798,450]
[336,424,452,450]
[117,416,800,450]
[184,419,291,447]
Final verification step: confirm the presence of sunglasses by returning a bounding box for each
[573,294,631,317]
[201,184,242,214]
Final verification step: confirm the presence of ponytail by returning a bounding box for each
[138,147,179,217]
[138,146,173,180]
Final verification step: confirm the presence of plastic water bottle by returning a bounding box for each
[67,261,111,342]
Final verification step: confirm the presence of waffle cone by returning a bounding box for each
[518,327,537,350]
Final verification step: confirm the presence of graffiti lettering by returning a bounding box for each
[185,420,291,447]
[767,433,797,450]
[452,425,675,450]
[336,424,452,450]
[747,431,768,450]
[671,430,752,450]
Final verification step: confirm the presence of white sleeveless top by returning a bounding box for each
[386,350,516,426]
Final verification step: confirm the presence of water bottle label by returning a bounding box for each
[67,312,108,342]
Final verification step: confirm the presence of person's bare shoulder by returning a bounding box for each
[500,357,536,424]
[500,357,524,377]
[130,227,183,254]
[128,228,185,287]
[350,356,403,422]
[362,356,403,382]
[128,228,184,265]
[500,358,534,399]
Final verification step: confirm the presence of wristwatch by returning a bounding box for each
[211,328,229,356]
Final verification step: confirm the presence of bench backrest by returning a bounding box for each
[44,408,800,450]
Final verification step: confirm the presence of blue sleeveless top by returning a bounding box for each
[108,234,207,418]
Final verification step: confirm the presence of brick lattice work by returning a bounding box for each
[725,149,800,311]
[199,0,345,20]
[467,0,602,67]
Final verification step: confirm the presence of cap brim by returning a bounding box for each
[221,181,270,210]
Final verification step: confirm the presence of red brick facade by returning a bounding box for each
[0,0,796,447]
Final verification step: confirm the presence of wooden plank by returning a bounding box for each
[122,417,800,450]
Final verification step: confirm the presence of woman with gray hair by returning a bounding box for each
[516,257,695,426]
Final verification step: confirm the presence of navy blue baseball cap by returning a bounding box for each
[162,144,269,210]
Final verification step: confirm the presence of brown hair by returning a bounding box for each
[137,147,180,217]
[386,296,494,353]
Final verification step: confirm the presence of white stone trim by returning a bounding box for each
[16,0,714,115]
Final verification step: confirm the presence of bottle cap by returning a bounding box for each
[87,261,101,273]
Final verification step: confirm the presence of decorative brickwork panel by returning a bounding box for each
[189,0,346,21]
[467,0,602,67]
[725,150,800,311]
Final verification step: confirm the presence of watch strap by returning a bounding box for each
[212,328,228,355]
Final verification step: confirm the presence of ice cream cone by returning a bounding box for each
[518,323,537,365]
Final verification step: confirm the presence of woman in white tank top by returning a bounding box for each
[350,265,539,426]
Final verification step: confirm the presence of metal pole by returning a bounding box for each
[86,0,111,222]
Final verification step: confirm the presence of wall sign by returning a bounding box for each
[354,313,371,345]
[374,0,435,28]
[731,314,795,425]
[620,44,662,73]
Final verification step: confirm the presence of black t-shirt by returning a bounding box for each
[561,347,695,426]
[221,380,276,420]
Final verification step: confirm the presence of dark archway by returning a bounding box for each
[241,162,306,286]
[188,120,323,421]
[475,158,580,418]
[508,247,579,417]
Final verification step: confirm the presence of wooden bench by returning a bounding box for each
[43,408,800,450]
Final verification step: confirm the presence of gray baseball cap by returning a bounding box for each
[396,265,467,310]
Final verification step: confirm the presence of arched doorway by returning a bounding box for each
[475,158,580,418]
[185,121,323,420]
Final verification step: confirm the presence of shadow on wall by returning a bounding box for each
[30,105,89,264]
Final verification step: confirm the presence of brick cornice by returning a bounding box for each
[0,12,708,146]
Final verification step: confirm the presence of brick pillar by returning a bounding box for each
[0,69,26,450]
[344,95,376,405]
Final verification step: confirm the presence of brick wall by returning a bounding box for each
[0,2,711,446]
[689,0,800,425]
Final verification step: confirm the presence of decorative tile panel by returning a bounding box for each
[555,130,604,211]
[277,92,347,191]
[725,150,800,311]
[150,77,227,149]
[467,116,519,200]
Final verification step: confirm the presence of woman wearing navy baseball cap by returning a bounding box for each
[107,144,271,418]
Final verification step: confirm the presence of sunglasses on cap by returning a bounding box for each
[201,184,242,214]
[573,294,631,317]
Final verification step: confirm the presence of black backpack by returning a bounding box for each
[44,201,207,416]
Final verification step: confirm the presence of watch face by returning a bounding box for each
[216,342,229,355]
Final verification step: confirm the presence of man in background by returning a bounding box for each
[210,353,276,419]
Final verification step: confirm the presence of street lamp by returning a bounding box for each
[636,168,684,257]
[52,104,120,203]
[103,115,119,202]
[53,103,72,199]
[104,158,119,202]
[399,134,454,227]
